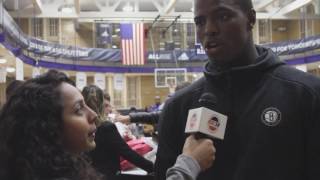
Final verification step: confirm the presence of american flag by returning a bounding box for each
[120,23,145,65]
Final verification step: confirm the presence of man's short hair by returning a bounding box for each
[235,0,254,11]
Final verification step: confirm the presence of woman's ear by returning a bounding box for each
[247,8,256,30]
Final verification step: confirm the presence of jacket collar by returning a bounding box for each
[203,46,285,84]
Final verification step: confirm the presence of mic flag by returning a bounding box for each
[185,107,227,140]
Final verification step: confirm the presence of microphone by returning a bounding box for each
[198,92,218,107]
[185,92,228,140]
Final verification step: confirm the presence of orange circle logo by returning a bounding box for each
[208,116,220,133]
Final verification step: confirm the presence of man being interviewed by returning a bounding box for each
[155,0,320,180]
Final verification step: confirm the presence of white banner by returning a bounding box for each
[94,73,106,90]
[113,74,124,91]
[76,72,87,90]
[15,57,24,80]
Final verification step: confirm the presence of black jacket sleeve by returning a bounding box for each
[129,111,161,124]
[306,93,320,179]
[107,123,154,173]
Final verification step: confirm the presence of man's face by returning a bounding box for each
[194,0,253,66]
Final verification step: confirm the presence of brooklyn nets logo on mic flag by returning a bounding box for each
[120,23,145,65]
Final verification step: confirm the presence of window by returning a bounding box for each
[127,77,139,107]
[32,18,43,38]
[112,74,124,108]
[300,19,306,38]
[113,90,123,108]
[49,18,59,37]
[186,23,194,37]
[171,24,181,49]
[258,19,271,44]
[306,20,314,36]
[161,29,166,39]
[172,24,179,37]
[186,23,196,49]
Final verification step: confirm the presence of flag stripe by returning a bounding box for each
[137,24,142,64]
[121,23,145,65]
[133,25,137,65]
[136,24,140,65]
[140,23,145,64]
[130,40,133,65]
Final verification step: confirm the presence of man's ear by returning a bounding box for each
[247,8,256,30]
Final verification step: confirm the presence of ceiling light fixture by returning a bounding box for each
[0,58,7,64]
[60,5,74,14]
[123,3,134,12]
[58,0,74,14]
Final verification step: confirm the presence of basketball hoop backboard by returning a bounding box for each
[154,68,187,88]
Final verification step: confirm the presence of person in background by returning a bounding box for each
[155,0,320,179]
[0,70,101,180]
[148,96,162,112]
[115,82,192,125]
[103,92,114,115]
[115,111,160,125]
[82,85,154,179]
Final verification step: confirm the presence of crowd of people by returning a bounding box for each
[82,85,153,179]
[0,0,320,180]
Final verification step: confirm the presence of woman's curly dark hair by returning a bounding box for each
[0,70,102,180]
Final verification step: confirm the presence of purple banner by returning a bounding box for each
[96,23,112,45]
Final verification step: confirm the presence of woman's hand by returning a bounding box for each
[182,134,216,171]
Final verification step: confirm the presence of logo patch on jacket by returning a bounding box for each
[261,107,281,126]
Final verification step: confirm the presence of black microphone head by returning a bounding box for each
[198,92,218,106]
